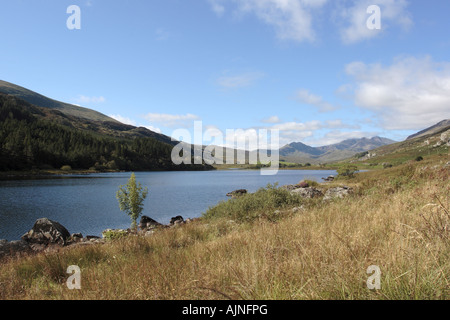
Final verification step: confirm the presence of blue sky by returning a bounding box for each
[1,0,449,147]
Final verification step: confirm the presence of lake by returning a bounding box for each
[0,170,336,240]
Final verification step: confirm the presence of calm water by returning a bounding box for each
[0,170,335,240]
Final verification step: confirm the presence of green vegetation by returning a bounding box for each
[203,183,304,223]
[0,159,448,300]
[116,173,149,229]
[0,93,211,172]
[102,229,129,241]
[336,164,358,179]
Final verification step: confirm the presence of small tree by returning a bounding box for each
[337,164,358,179]
[116,173,148,229]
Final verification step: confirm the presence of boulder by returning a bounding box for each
[0,240,32,260]
[139,215,163,231]
[296,181,309,188]
[291,187,324,198]
[323,186,354,201]
[226,189,248,198]
[21,218,71,246]
[170,216,185,226]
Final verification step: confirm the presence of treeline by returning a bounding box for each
[0,94,211,172]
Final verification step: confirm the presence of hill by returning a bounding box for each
[279,136,396,164]
[0,80,175,146]
[349,120,450,167]
[0,92,211,172]
[0,80,118,123]
[406,119,450,140]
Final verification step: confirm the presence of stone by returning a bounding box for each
[21,218,71,246]
[139,215,163,231]
[0,240,32,260]
[170,216,185,226]
[296,181,309,188]
[323,186,354,201]
[226,189,248,198]
[291,187,324,198]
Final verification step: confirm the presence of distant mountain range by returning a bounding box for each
[1,80,448,169]
[279,137,396,164]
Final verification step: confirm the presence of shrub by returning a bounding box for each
[116,173,148,229]
[337,165,358,179]
[60,165,72,171]
[203,183,304,223]
[415,156,424,162]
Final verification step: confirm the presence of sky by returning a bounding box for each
[1,0,449,148]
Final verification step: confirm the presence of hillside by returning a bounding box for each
[0,80,117,123]
[406,119,450,140]
[348,121,450,168]
[0,80,175,146]
[0,93,211,172]
[279,137,396,164]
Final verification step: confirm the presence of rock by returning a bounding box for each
[21,218,71,246]
[291,187,323,198]
[70,233,84,243]
[170,216,185,226]
[322,175,335,182]
[291,206,305,213]
[226,189,247,198]
[0,240,32,260]
[139,215,163,231]
[281,185,297,191]
[296,181,309,188]
[323,186,354,201]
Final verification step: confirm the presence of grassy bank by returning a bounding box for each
[0,159,448,300]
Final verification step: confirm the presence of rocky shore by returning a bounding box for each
[0,215,197,261]
[1,179,353,262]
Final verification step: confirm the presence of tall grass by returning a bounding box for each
[0,162,448,300]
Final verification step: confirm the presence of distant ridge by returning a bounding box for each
[0,80,118,123]
[279,136,396,164]
[406,119,450,140]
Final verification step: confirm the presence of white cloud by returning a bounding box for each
[208,0,226,16]
[142,125,162,134]
[344,56,450,130]
[109,114,137,126]
[143,113,201,128]
[75,95,106,104]
[217,72,265,89]
[307,130,380,147]
[209,0,328,42]
[295,89,338,112]
[261,116,282,124]
[338,0,412,44]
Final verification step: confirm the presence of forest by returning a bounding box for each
[0,93,211,172]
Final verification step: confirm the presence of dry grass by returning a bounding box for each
[0,162,448,300]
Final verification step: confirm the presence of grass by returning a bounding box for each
[0,159,448,300]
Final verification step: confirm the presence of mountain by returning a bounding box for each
[0,80,175,146]
[351,120,450,166]
[406,119,450,140]
[279,137,396,164]
[0,83,211,172]
[0,80,118,123]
